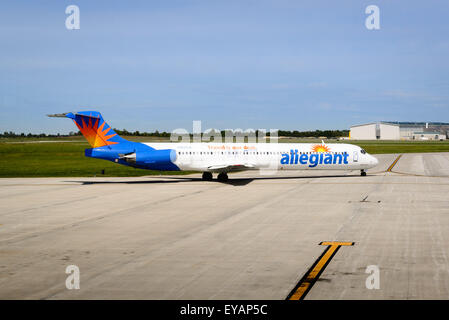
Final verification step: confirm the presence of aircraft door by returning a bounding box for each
[353,151,358,162]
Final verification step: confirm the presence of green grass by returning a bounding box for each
[278,138,449,154]
[0,141,190,178]
[1,138,448,177]
[337,140,449,154]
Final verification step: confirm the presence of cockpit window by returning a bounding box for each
[360,149,366,154]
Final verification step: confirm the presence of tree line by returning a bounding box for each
[1,129,349,139]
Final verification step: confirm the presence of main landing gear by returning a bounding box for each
[217,172,229,182]
[361,169,367,176]
[201,172,229,182]
[202,172,213,181]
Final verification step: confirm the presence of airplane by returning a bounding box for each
[48,111,379,181]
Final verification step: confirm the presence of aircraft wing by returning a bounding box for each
[207,164,256,173]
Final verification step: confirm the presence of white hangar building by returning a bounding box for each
[350,122,400,140]
[350,122,449,140]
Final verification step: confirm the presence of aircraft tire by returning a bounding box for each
[202,172,213,181]
[217,172,228,182]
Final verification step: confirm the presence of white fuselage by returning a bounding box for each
[143,142,379,173]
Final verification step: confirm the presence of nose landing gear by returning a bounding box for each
[361,169,367,176]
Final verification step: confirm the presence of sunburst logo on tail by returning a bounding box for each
[73,117,118,148]
[311,144,331,153]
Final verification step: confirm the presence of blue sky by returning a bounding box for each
[1,0,449,134]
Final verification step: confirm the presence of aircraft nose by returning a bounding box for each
[372,156,379,166]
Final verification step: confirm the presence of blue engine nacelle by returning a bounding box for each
[135,149,177,166]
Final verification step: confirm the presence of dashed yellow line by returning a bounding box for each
[287,241,354,300]
[386,155,402,172]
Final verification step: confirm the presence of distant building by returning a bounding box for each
[350,122,448,140]
[379,123,400,140]
[350,123,378,140]
[411,132,446,141]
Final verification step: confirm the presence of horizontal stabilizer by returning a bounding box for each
[47,112,101,120]
[47,113,70,118]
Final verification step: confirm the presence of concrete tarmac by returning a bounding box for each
[1,152,449,299]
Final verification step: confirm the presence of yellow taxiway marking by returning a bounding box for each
[386,155,402,172]
[287,241,354,300]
